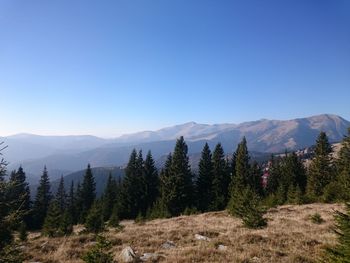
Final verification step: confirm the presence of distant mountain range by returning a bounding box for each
[1,114,349,185]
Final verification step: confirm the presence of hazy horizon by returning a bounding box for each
[1,113,348,138]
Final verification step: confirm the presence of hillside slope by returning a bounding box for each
[23,203,342,263]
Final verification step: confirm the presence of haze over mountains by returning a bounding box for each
[1,114,349,184]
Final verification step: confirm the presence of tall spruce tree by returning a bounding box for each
[336,128,350,200]
[102,173,117,221]
[32,166,52,229]
[120,149,144,218]
[8,166,31,225]
[210,143,227,211]
[325,202,350,262]
[161,137,193,216]
[249,161,263,196]
[196,143,213,212]
[233,137,250,189]
[143,151,159,213]
[56,175,67,213]
[80,164,96,222]
[43,199,61,237]
[0,145,25,262]
[307,132,334,199]
[66,181,77,225]
[266,155,281,195]
[75,182,83,222]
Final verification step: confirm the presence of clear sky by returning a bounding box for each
[0,0,349,137]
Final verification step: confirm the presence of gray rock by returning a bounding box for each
[217,244,227,251]
[118,246,137,263]
[140,253,161,262]
[195,233,211,241]
[161,240,176,249]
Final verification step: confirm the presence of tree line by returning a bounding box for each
[1,128,350,261]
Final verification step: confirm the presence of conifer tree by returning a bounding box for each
[80,164,96,222]
[154,154,173,218]
[307,132,334,199]
[325,202,350,262]
[119,149,144,218]
[56,175,66,213]
[43,200,61,237]
[336,128,350,200]
[59,210,73,235]
[85,202,104,233]
[32,166,52,229]
[66,181,77,224]
[75,182,83,222]
[211,143,227,211]
[266,155,281,195]
[164,137,193,216]
[228,137,266,226]
[0,145,25,262]
[8,166,31,225]
[108,204,120,227]
[102,173,117,221]
[143,151,159,213]
[228,137,250,209]
[249,161,263,196]
[233,137,250,189]
[196,143,213,212]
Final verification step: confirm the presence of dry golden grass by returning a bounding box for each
[22,203,343,263]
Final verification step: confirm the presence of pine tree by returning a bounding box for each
[228,138,250,213]
[75,182,83,222]
[163,137,193,216]
[59,210,73,235]
[266,155,281,195]
[108,204,120,227]
[233,137,250,188]
[43,200,61,237]
[85,202,104,233]
[19,222,27,242]
[249,161,263,196]
[32,166,52,229]
[66,181,77,224]
[102,173,117,221]
[143,151,159,213]
[196,143,213,212]
[230,187,267,228]
[307,132,334,200]
[119,149,144,218]
[0,145,25,262]
[211,145,226,212]
[336,128,350,200]
[80,164,96,222]
[56,175,66,213]
[325,202,350,262]
[8,166,31,226]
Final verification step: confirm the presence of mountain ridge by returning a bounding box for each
[2,114,349,182]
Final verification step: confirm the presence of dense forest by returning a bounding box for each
[1,129,350,262]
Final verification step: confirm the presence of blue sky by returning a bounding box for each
[0,0,349,137]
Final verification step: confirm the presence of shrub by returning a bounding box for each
[82,235,113,263]
[310,213,325,224]
[228,187,267,229]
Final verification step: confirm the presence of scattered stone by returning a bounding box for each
[195,233,211,241]
[140,253,161,262]
[161,240,176,249]
[251,256,260,262]
[118,246,137,263]
[217,244,227,251]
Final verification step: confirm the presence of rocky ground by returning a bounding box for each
[22,203,342,263]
